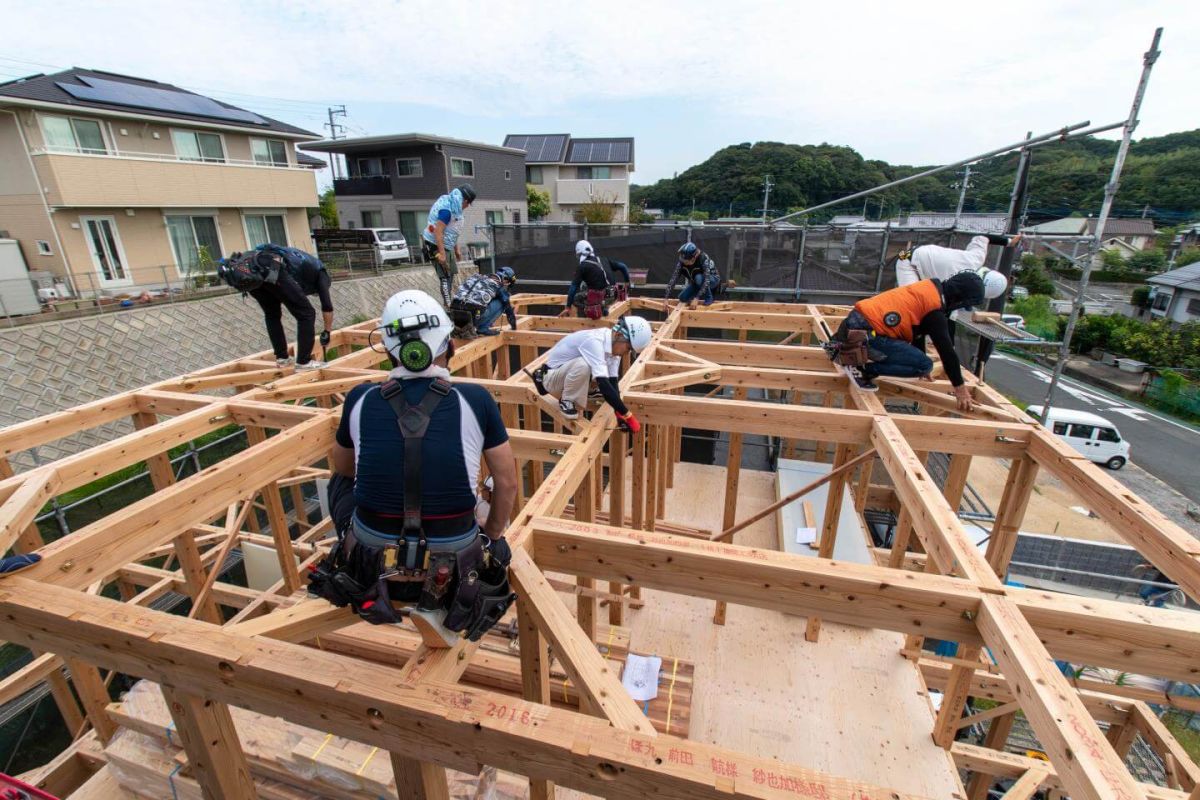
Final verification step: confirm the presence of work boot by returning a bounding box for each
[475,326,500,336]
[844,365,878,392]
[558,400,580,419]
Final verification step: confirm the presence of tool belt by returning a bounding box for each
[574,288,608,319]
[448,299,480,329]
[606,283,628,302]
[826,311,885,368]
[305,377,515,639]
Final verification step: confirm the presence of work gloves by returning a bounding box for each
[485,536,512,568]
[616,410,641,434]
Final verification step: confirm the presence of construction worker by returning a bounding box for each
[665,242,721,308]
[827,273,985,410]
[422,184,476,306]
[311,289,518,645]
[894,234,1020,299]
[528,316,651,426]
[449,267,518,338]
[239,245,334,370]
[566,239,612,318]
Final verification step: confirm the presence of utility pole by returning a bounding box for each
[953,165,972,227]
[760,174,774,222]
[755,175,774,275]
[325,105,347,179]
[1041,28,1162,425]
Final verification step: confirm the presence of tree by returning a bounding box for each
[1016,256,1056,296]
[1130,285,1151,308]
[526,184,551,221]
[628,204,655,224]
[1100,248,1128,272]
[1175,247,1200,267]
[318,188,339,229]
[1127,248,1166,273]
[578,192,617,224]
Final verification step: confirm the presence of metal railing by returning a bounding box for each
[30,145,312,171]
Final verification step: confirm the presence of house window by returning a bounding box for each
[576,166,611,180]
[356,158,384,178]
[165,214,222,275]
[526,166,543,184]
[396,157,422,178]
[36,240,52,256]
[362,210,383,228]
[243,214,289,248]
[485,210,506,226]
[512,211,520,224]
[251,138,289,166]
[171,130,225,163]
[1152,291,1171,311]
[41,115,106,154]
[450,157,474,177]
[1187,297,1200,316]
[504,169,511,180]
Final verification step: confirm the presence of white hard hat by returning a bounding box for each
[379,290,451,374]
[575,239,594,258]
[979,268,1008,300]
[615,315,652,353]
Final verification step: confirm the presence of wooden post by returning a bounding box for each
[608,428,627,626]
[986,456,1039,578]
[715,387,748,625]
[518,597,555,800]
[631,426,646,531]
[654,423,667,521]
[575,465,597,645]
[243,426,301,593]
[931,645,983,748]
[965,711,1017,800]
[806,442,853,641]
[161,685,256,800]
[45,667,85,738]
[63,659,115,744]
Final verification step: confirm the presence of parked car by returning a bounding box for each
[1001,313,1026,330]
[1026,405,1130,469]
[313,227,411,265]
[1010,286,1029,301]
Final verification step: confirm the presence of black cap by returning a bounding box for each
[942,272,985,311]
[458,184,476,203]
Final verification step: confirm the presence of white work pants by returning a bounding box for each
[543,358,593,407]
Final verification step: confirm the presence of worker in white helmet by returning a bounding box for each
[895,234,1020,301]
[526,315,651,429]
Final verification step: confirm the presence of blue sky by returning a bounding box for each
[2,0,1197,188]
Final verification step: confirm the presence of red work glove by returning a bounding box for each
[616,410,641,434]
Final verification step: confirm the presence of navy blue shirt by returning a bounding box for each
[335,378,508,516]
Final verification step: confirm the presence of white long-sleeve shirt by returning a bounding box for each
[545,328,620,379]
[896,235,989,286]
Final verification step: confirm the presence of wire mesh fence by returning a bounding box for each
[488,222,1007,299]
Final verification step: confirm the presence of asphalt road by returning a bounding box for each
[983,353,1200,508]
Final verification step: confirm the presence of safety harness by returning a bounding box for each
[307,378,516,640]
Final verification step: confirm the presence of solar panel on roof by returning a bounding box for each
[57,76,267,125]
[538,135,566,161]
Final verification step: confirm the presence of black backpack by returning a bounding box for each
[218,251,280,293]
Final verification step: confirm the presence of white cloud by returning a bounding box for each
[1,0,1195,181]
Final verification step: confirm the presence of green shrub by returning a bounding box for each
[1008,296,1059,340]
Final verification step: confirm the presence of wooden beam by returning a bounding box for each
[63,659,115,744]
[953,743,1185,800]
[160,685,257,800]
[517,597,555,800]
[0,467,59,554]
[230,599,357,643]
[986,456,1039,578]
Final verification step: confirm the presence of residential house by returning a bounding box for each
[1022,216,1157,261]
[0,68,321,294]
[1146,263,1200,324]
[899,212,1010,234]
[503,134,635,223]
[302,134,527,259]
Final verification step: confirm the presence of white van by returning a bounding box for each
[363,228,411,263]
[1026,405,1130,470]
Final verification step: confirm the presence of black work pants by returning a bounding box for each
[249,270,317,363]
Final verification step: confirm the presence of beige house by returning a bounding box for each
[503,134,634,222]
[0,68,321,295]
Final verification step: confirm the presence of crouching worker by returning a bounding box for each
[527,316,651,426]
[825,273,984,411]
[308,289,518,647]
[449,267,518,338]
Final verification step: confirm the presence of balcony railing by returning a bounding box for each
[333,176,393,195]
[29,145,310,171]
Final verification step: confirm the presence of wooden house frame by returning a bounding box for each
[0,296,1197,800]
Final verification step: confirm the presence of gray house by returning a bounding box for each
[302,133,527,259]
[1146,262,1200,324]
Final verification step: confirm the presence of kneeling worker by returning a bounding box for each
[827,273,985,411]
[449,267,518,337]
[666,242,722,308]
[309,289,519,646]
[895,234,1020,300]
[528,316,651,426]
[566,240,612,318]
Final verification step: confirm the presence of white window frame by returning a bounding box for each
[170,128,227,163]
[450,157,474,178]
[39,113,109,154]
[240,210,291,250]
[163,211,226,277]
[36,240,53,256]
[79,215,132,287]
[250,137,290,167]
[395,157,423,178]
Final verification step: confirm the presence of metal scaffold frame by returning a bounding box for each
[0,295,1198,800]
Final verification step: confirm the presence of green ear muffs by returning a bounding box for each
[398,338,433,371]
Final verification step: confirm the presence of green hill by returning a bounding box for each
[631,130,1200,224]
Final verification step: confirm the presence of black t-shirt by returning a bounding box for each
[335,378,508,515]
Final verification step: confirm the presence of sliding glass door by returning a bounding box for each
[79,215,131,288]
[166,214,223,276]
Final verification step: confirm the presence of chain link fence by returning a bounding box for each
[488,222,1007,301]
